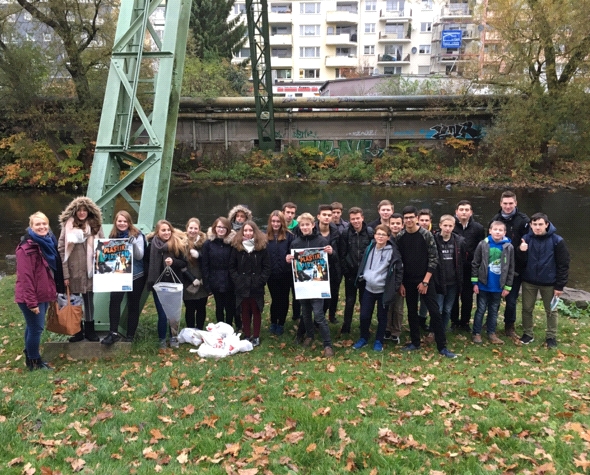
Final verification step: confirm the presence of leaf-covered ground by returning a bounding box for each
[1,274,589,475]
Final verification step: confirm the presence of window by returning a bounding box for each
[336,2,358,13]
[420,22,432,32]
[365,0,376,10]
[364,23,375,33]
[386,0,404,11]
[384,66,402,75]
[300,2,320,14]
[233,3,246,14]
[421,0,433,9]
[300,47,320,57]
[271,4,292,13]
[271,47,292,58]
[384,23,404,38]
[236,48,250,58]
[336,47,352,56]
[364,45,375,54]
[418,65,430,74]
[300,69,320,78]
[300,25,320,36]
[419,44,431,54]
[384,45,402,59]
[272,26,291,35]
[274,69,292,79]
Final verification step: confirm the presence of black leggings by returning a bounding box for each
[184,297,208,330]
[109,275,147,337]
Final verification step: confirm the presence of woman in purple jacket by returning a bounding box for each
[15,212,63,370]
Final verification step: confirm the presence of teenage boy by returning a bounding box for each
[282,201,300,320]
[228,204,252,232]
[417,208,434,337]
[339,206,374,336]
[331,202,349,234]
[316,204,342,324]
[368,200,394,228]
[471,221,515,345]
[287,213,334,357]
[397,206,457,358]
[385,213,404,343]
[451,200,485,332]
[518,213,570,348]
[490,191,529,337]
[282,202,298,231]
[433,215,465,332]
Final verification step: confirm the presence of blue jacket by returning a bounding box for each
[519,223,570,290]
[267,232,294,276]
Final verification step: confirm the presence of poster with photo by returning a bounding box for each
[291,248,331,300]
[93,238,133,292]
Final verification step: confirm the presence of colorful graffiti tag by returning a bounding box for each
[299,139,384,158]
[426,121,483,140]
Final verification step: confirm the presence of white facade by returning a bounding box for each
[230,0,479,81]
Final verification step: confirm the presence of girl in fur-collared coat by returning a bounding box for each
[58,196,104,342]
[202,217,238,329]
[229,221,271,347]
[183,217,209,330]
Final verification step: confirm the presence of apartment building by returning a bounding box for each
[230,0,480,82]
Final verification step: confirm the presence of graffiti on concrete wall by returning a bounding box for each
[427,121,482,140]
[299,139,384,158]
[292,128,318,139]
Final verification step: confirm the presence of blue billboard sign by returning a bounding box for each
[441,30,463,48]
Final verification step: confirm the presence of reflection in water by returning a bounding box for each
[1,184,589,290]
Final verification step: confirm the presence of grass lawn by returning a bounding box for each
[1,274,589,475]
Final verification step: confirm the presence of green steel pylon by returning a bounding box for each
[86,0,191,328]
[87,0,191,229]
[245,0,276,150]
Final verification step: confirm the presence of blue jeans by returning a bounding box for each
[300,299,332,348]
[19,302,49,360]
[359,290,387,343]
[503,274,522,325]
[472,290,502,335]
[152,291,169,340]
[437,284,458,333]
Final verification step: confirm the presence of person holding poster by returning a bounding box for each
[102,211,147,345]
[287,213,334,358]
[58,197,104,342]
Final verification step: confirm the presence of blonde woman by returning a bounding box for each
[183,217,208,329]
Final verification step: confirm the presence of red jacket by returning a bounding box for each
[15,239,57,309]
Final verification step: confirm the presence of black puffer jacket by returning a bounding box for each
[454,216,484,264]
[290,226,329,252]
[201,228,237,293]
[339,222,374,277]
[490,208,530,273]
[315,222,341,281]
[229,243,271,309]
[267,232,295,276]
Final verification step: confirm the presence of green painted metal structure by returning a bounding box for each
[86,0,192,327]
[245,0,276,150]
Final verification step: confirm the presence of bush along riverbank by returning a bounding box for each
[2,134,590,190]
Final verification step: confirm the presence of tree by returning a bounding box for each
[189,0,247,60]
[15,0,116,107]
[182,56,250,98]
[476,0,590,167]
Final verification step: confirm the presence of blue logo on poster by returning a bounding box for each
[442,30,462,48]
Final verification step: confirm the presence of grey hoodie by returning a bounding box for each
[362,243,394,294]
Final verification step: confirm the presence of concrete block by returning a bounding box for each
[42,341,132,361]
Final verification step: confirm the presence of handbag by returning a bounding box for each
[46,286,83,336]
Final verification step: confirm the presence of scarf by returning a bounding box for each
[501,209,517,220]
[232,221,244,232]
[116,229,130,239]
[243,239,255,253]
[27,228,59,272]
[63,217,95,278]
[148,235,170,285]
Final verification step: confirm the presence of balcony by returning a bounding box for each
[432,52,476,63]
[268,7,292,23]
[439,3,473,19]
[270,55,293,67]
[378,30,411,42]
[269,34,293,46]
[379,8,412,21]
[326,10,358,24]
[377,53,410,64]
[325,32,358,45]
[325,55,358,67]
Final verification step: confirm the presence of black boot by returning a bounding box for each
[84,321,100,342]
[30,358,53,371]
[24,349,32,370]
[101,331,121,345]
[69,321,85,342]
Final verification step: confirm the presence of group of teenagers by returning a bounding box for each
[14,190,570,370]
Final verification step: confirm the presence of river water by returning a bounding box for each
[1,183,589,290]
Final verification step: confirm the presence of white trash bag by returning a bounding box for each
[206,322,235,338]
[153,266,183,336]
[178,328,203,346]
[57,292,84,310]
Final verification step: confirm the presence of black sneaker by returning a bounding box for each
[329,316,339,324]
[519,334,534,345]
[546,338,557,349]
[101,332,121,345]
[384,331,392,340]
[391,335,400,344]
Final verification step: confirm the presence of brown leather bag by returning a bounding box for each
[46,287,83,336]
